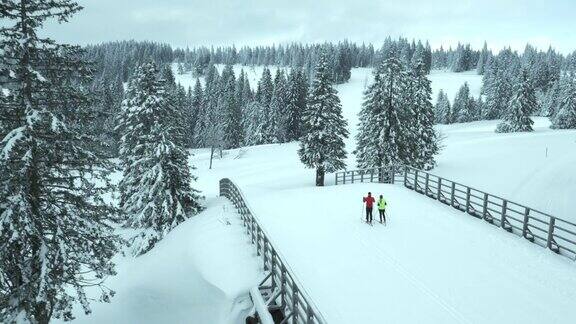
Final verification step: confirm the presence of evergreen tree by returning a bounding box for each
[270,70,289,142]
[551,75,576,129]
[243,101,267,145]
[256,68,273,107]
[453,83,476,123]
[299,54,348,186]
[285,69,308,141]
[477,42,490,75]
[0,1,121,322]
[355,57,408,168]
[435,90,452,124]
[221,67,243,149]
[407,63,438,169]
[191,79,207,147]
[117,62,202,256]
[496,70,537,132]
[200,64,223,149]
[482,49,520,119]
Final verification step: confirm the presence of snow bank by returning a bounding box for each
[57,197,261,324]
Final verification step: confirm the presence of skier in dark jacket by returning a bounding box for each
[363,192,375,224]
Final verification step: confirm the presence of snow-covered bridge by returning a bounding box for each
[223,169,576,323]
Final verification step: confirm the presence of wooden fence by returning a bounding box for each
[220,178,327,324]
[335,165,576,260]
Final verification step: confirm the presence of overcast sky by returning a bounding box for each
[40,0,576,54]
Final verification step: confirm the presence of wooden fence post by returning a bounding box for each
[351,171,355,183]
[425,173,430,195]
[307,304,314,324]
[437,178,442,200]
[547,217,556,251]
[390,165,395,184]
[403,167,408,187]
[522,207,531,239]
[450,182,456,207]
[501,200,508,230]
[482,193,489,221]
[280,265,286,309]
[292,286,299,323]
[414,170,419,192]
[465,187,471,214]
[263,238,268,270]
[335,173,338,185]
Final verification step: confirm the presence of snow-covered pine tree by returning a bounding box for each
[117,62,202,256]
[482,48,521,119]
[477,41,490,75]
[551,75,576,129]
[496,69,538,133]
[270,69,289,142]
[452,83,476,123]
[0,1,122,322]
[256,67,273,108]
[540,79,562,117]
[298,53,348,186]
[355,57,408,168]
[285,69,308,141]
[191,79,206,147]
[220,66,243,149]
[243,101,268,145]
[333,43,352,84]
[408,62,439,169]
[201,64,224,151]
[435,90,452,124]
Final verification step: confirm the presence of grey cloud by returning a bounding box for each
[37,0,576,54]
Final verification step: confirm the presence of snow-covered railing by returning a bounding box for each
[334,166,576,261]
[220,178,327,324]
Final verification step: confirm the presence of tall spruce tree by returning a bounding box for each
[190,80,204,147]
[221,66,243,149]
[477,42,490,75]
[270,69,289,142]
[408,62,438,169]
[435,90,452,124]
[285,69,308,141]
[453,83,476,123]
[0,1,121,322]
[298,54,348,186]
[496,70,537,132]
[551,75,576,129]
[355,57,408,168]
[117,62,202,256]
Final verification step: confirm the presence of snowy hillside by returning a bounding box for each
[186,123,576,323]
[180,66,575,323]
[66,67,575,323]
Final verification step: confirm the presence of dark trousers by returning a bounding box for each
[379,209,386,222]
[366,207,373,222]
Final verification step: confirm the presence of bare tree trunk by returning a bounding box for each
[316,166,325,186]
[209,146,215,169]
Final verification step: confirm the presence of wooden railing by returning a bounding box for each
[335,166,576,260]
[220,178,327,324]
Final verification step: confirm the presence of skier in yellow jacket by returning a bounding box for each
[377,195,387,224]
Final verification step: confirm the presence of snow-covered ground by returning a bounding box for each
[179,67,576,323]
[67,66,575,323]
[56,198,262,324]
[436,118,576,222]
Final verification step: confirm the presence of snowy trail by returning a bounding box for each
[234,183,576,323]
